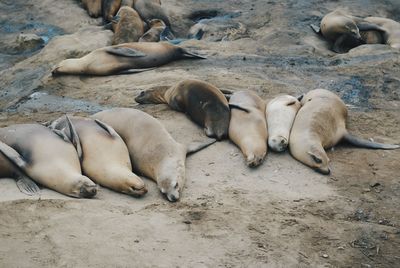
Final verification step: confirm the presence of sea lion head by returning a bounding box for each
[307,145,330,175]
[203,103,230,140]
[135,90,154,104]
[267,95,301,152]
[336,19,363,41]
[158,158,186,202]
[72,176,98,198]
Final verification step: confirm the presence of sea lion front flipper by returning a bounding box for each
[332,35,348,53]
[65,115,83,161]
[105,47,147,57]
[342,133,400,150]
[310,24,321,34]
[186,138,217,155]
[228,104,251,113]
[16,175,40,196]
[118,67,156,75]
[94,119,119,138]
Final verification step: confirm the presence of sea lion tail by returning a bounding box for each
[186,138,217,155]
[0,142,40,195]
[343,133,400,150]
[181,49,207,59]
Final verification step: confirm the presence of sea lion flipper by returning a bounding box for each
[105,47,147,57]
[356,22,385,32]
[332,35,348,53]
[186,138,217,155]
[52,129,70,142]
[310,24,321,34]
[180,49,207,59]
[94,119,119,137]
[118,67,156,74]
[220,89,234,95]
[343,133,400,150]
[228,104,251,113]
[65,115,83,161]
[16,176,40,196]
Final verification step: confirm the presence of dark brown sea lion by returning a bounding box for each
[102,0,122,22]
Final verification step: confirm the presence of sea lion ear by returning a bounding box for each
[65,115,83,161]
[94,119,119,138]
[308,151,323,164]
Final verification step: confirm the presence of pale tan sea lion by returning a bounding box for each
[135,79,230,140]
[52,42,206,76]
[102,0,122,22]
[266,95,301,152]
[92,108,216,202]
[365,17,400,49]
[0,124,97,198]
[228,90,268,167]
[112,6,145,45]
[50,116,147,197]
[312,10,385,53]
[82,0,102,18]
[133,0,170,27]
[139,19,166,42]
[289,89,400,174]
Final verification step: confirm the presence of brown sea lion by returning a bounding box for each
[82,0,102,18]
[139,19,166,42]
[365,17,400,49]
[135,79,230,140]
[50,116,147,197]
[289,89,400,174]
[121,0,134,7]
[266,95,301,152]
[112,6,145,45]
[52,42,206,76]
[102,0,122,22]
[133,0,170,27]
[92,108,216,202]
[311,10,385,53]
[360,30,385,44]
[0,124,97,198]
[228,90,268,167]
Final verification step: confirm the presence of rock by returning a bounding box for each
[15,33,44,51]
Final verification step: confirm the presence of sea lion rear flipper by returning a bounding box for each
[186,138,217,155]
[310,24,321,34]
[180,49,207,59]
[65,115,83,161]
[228,104,251,113]
[105,47,147,57]
[16,176,40,196]
[343,133,400,150]
[118,67,156,75]
[94,119,119,138]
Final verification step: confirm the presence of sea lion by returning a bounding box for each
[311,10,385,53]
[0,123,97,198]
[121,0,134,7]
[364,17,400,49]
[139,19,166,42]
[360,30,385,44]
[133,0,170,27]
[52,42,206,76]
[50,116,147,197]
[82,0,102,18]
[102,0,122,22]
[92,108,216,202]
[135,79,230,140]
[112,6,145,45]
[289,89,400,174]
[266,95,301,152]
[228,90,268,167]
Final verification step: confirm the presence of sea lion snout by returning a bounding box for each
[79,181,98,198]
[268,136,288,152]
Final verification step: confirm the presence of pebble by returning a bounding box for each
[322,254,329,258]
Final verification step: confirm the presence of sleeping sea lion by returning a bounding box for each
[228,90,268,167]
[112,6,145,45]
[52,42,206,76]
[50,116,147,197]
[0,123,97,198]
[289,89,400,174]
[102,0,122,22]
[364,17,400,49]
[266,95,301,152]
[135,79,230,140]
[139,19,166,42]
[92,108,216,202]
[82,0,102,18]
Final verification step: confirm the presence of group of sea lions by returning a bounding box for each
[312,9,400,53]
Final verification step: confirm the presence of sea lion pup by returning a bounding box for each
[364,17,400,49]
[135,79,230,140]
[311,10,385,53]
[266,95,301,152]
[92,108,216,202]
[228,90,268,167]
[49,116,147,197]
[52,42,206,76]
[82,0,102,18]
[289,89,400,175]
[139,19,167,42]
[102,0,122,22]
[0,123,97,198]
[112,6,145,45]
